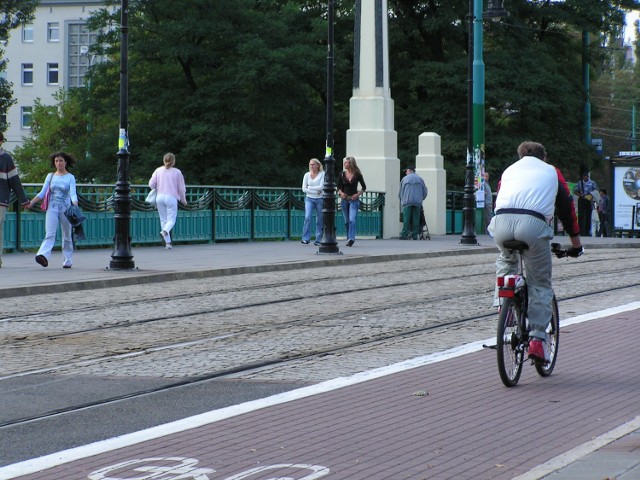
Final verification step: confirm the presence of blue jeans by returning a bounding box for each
[340,198,359,241]
[303,196,323,242]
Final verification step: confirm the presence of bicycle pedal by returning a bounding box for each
[529,357,549,366]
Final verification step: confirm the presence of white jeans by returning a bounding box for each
[156,194,178,244]
[489,213,554,341]
[37,202,73,267]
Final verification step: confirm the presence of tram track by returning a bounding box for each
[0,268,633,378]
[2,250,639,433]
[0,254,619,326]
[1,282,639,430]
[0,255,623,344]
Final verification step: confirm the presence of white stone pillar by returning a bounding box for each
[346,0,400,239]
[416,133,447,235]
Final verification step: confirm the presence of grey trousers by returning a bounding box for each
[488,213,554,341]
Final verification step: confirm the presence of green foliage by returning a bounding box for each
[13,90,91,181]
[0,0,38,131]
[12,0,640,189]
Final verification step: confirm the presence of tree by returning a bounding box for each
[12,90,93,182]
[81,0,345,185]
[12,0,640,190]
[0,0,38,131]
[387,0,640,187]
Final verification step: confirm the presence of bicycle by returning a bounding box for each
[491,241,574,387]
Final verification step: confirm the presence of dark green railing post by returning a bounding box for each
[212,186,217,244]
[14,197,21,251]
[380,197,384,238]
[287,190,292,240]
[250,189,255,241]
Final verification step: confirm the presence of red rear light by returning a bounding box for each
[498,289,515,298]
[497,277,505,287]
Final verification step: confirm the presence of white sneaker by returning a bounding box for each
[165,243,172,250]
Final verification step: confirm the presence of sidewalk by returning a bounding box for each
[1,235,639,479]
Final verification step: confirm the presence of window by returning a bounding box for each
[67,22,99,87]
[47,63,59,85]
[21,63,33,85]
[21,106,33,129]
[47,23,60,42]
[22,24,33,42]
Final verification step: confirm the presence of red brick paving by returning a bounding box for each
[9,308,640,480]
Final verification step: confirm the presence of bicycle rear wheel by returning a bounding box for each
[536,294,560,377]
[497,298,525,387]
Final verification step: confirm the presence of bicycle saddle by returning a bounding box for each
[502,239,529,251]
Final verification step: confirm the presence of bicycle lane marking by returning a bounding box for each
[1,301,639,480]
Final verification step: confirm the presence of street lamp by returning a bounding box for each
[318,0,340,255]
[109,0,135,269]
[460,0,507,245]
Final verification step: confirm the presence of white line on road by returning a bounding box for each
[1,301,639,480]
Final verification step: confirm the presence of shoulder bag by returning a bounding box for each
[41,174,52,212]
[145,188,157,206]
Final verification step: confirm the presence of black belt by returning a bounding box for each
[495,208,546,222]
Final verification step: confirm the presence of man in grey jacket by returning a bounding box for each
[399,166,428,240]
[0,132,30,267]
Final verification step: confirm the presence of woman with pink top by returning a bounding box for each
[148,153,187,249]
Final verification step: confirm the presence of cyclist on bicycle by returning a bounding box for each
[488,141,583,363]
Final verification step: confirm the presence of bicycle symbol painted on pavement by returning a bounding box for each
[88,457,330,480]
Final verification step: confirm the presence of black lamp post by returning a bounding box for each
[109,0,135,269]
[460,0,507,245]
[318,0,340,254]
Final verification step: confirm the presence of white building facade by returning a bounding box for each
[1,0,106,152]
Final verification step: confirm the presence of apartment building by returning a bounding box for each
[1,0,107,152]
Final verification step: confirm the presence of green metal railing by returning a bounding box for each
[3,186,493,251]
[447,190,485,235]
[3,185,385,250]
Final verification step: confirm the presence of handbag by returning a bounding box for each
[145,189,157,205]
[40,190,51,211]
[40,174,52,211]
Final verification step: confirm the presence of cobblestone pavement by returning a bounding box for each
[2,249,638,383]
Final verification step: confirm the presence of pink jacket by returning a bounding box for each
[149,166,187,204]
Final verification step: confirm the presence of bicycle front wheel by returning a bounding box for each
[536,294,560,377]
[497,298,525,387]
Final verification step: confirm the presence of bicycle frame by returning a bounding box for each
[497,249,527,317]
[494,243,561,387]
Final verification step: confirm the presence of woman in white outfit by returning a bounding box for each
[148,153,187,249]
[28,152,78,268]
[301,158,324,245]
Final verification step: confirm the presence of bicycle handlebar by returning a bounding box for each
[550,243,584,259]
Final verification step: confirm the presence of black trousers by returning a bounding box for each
[577,197,592,236]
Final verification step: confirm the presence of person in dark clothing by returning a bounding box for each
[0,132,30,268]
[596,188,609,237]
[337,156,366,247]
[573,172,597,236]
